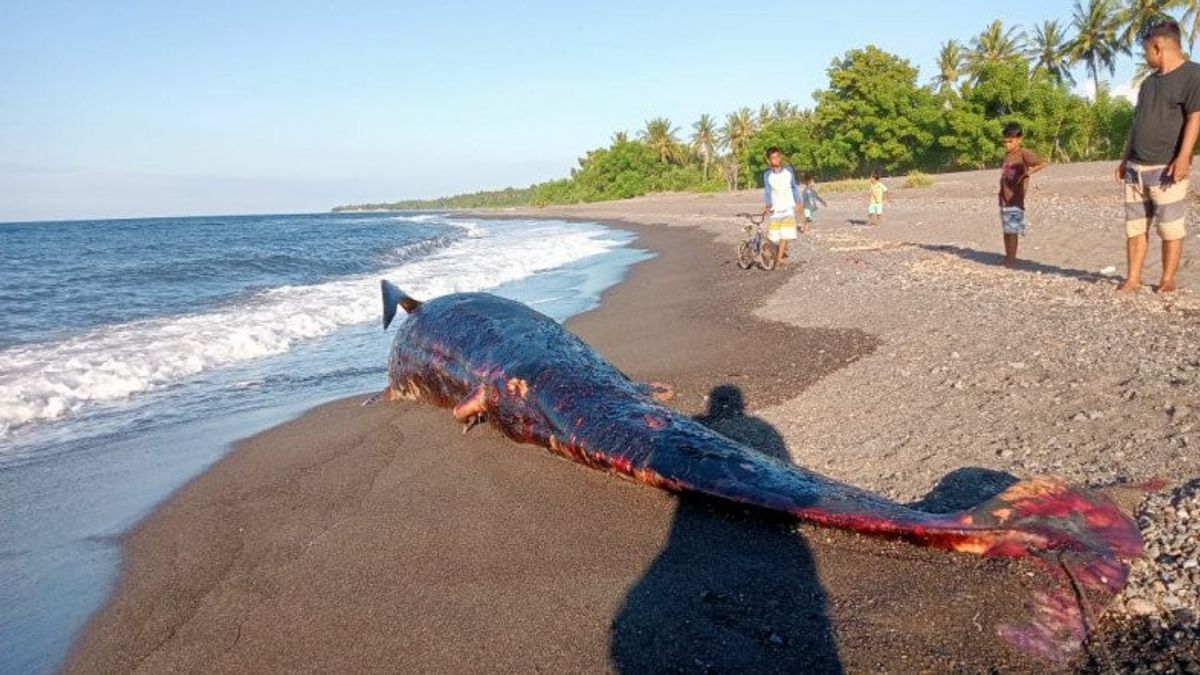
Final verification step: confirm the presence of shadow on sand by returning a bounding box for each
[607,387,1029,673]
[608,385,843,674]
[905,466,1019,513]
[916,242,1112,283]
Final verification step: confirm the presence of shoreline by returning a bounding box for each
[64,215,1074,673]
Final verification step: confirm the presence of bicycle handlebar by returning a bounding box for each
[735,212,767,225]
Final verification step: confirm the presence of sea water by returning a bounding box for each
[0,212,651,674]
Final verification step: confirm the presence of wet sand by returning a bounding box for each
[61,218,1079,674]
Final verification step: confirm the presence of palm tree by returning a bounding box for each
[610,131,629,145]
[691,114,718,181]
[720,108,756,157]
[934,40,965,92]
[639,117,680,164]
[1070,0,1126,99]
[1181,0,1200,50]
[771,99,799,121]
[756,104,773,127]
[968,19,1027,76]
[1119,0,1182,48]
[720,108,756,189]
[1029,20,1078,84]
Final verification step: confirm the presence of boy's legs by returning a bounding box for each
[776,213,797,262]
[1000,207,1025,267]
[1003,234,1019,267]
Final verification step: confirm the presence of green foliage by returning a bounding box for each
[812,46,943,176]
[904,170,935,188]
[337,8,1151,211]
[332,187,535,211]
[743,119,820,185]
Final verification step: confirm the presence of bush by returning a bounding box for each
[818,178,873,193]
[904,170,934,188]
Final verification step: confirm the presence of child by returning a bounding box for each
[1117,16,1200,294]
[801,174,827,233]
[761,147,800,262]
[998,122,1047,268]
[867,172,887,225]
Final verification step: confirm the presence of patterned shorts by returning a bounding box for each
[768,212,798,242]
[867,203,883,216]
[1000,207,1026,235]
[1125,163,1188,241]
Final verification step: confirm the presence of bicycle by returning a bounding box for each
[734,212,778,271]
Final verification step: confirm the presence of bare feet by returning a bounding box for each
[1117,279,1142,293]
[1002,258,1016,269]
[1154,279,1178,294]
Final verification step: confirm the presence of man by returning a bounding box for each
[1117,16,1200,294]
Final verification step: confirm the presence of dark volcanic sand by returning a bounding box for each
[66,222,1085,674]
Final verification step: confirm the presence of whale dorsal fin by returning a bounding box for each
[381,280,423,330]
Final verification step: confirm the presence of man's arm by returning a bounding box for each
[1167,110,1200,181]
[763,172,772,213]
[1116,126,1134,181]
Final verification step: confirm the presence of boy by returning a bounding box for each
[761,147,801,262]
[801,174,827,233]
[867,172,887,225]
[998,122,1047,268]
[1117,16,1200,294]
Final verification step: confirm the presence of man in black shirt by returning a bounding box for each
[1117,16,1200,294]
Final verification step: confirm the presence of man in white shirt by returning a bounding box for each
[762,147,801,264]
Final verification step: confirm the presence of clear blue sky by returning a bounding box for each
[1,0,1143,221]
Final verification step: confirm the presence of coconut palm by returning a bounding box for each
[756,104,773,127]
[771,99,799,121]
[934,40,965,92]
[610,131,629,145]
[1181,0,1200,50]
[720,108,757,189]
[1029,20,1078,84]
[968,19,1028,75]
[1070,0,1127,99]
[1119,0,1182,48]
[691,114,718,181]
[639,117,681,164]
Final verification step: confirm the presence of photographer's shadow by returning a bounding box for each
[609,385,843,674]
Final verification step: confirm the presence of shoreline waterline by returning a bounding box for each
[0,215,652,675]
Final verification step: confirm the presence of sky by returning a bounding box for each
[1,0,1146,222]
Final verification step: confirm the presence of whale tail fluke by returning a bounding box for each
[381,280,423,330]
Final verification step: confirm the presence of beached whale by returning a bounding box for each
[375,280,1140,660]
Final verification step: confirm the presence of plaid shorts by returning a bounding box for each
[1125,163,1188,241]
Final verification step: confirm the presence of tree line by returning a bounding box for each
[335,1,1196,212]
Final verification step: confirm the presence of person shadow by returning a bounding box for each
[915,243,1110,283]
[609,385,843,674]
[905,466,1019,514]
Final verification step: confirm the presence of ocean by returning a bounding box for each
[0,212,651,674]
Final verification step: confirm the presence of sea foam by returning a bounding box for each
[0,219,624,439]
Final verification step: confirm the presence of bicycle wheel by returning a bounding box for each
[736,240,754,269]
[759,240,778,271]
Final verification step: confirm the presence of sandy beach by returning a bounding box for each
[66,162,1200,673]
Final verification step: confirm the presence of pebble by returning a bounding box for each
[1117,479,1200,634]
[1126,597,1159,616]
